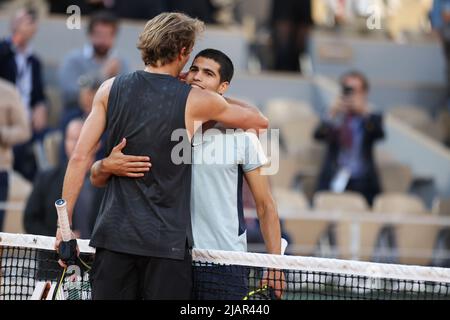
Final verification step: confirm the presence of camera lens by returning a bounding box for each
[342,85,354,96]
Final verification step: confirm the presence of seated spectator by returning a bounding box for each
[0,7,49,182]
[59,75,106,164]
[314,71,385,206]
[60,75,102,131]
[59,10,129,112]
[24,119,99,239]
[324,0,383,27]
[0,78,31,231]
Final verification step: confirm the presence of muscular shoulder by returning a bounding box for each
[187,87,223,118]
[95,77,116,108]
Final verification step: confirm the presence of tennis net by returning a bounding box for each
[1,232,450,300]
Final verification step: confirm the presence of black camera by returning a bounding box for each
[342,85,354,96]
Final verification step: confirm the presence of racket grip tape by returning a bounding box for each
[55,199,72,242]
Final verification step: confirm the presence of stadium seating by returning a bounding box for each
[265,99,315,128]
[269,152,303,189]
[432,197,450,216]
[272,187,309,217]
[274,188,329,256]
[373,193,438,265]
[313,191,383,261]
[3,171,32,234]
[377,161,413,193]
[388,105,444,142]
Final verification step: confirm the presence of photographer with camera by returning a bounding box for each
[313,71,385,206]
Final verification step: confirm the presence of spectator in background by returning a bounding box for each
[0,7,48,182]
[314,71,384,206]
[24,118,98,239]
[0,79,31,231]
[270,0,313,72]
[59,75,106,163]
[60,75,102,131]
[325,0,384,27]
[430,0,450,112]
[59,10,129,112]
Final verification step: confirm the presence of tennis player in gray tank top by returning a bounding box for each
[91,49,284,299]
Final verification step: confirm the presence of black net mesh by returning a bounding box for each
[0,245,92,300]
[1,233,450,300]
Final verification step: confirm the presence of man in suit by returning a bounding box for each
[314,70,385,206]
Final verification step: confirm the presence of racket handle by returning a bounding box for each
[55,199,72,242]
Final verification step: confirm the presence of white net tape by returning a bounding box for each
[1,232,450,284]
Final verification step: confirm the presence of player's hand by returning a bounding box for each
[55,227,79,268]
[349,96,369,116]
[329,98,347,119]
[102,138,152,178]
[261,269,285,299]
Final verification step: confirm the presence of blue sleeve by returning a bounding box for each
[431,0,443,30]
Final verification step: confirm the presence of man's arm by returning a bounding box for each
[365,113,385,141]
[90,138,151,187]
[60,78,112,225]
[244,168,281,255]
[313,121,336,142]
[186,88,269,137]
[244,167,284,299]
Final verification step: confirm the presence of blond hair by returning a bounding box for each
[137,12,204,67]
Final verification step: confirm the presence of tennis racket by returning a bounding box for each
[242,238,288,300]
[55,199,77,265]
[53,199,91,300]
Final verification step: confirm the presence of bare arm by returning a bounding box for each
[60,78,112,225]
[90,160,111,188]
[244,167,284,299]
[186,88,269,138]
[244,169,281,255]
[90,138,151,187]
